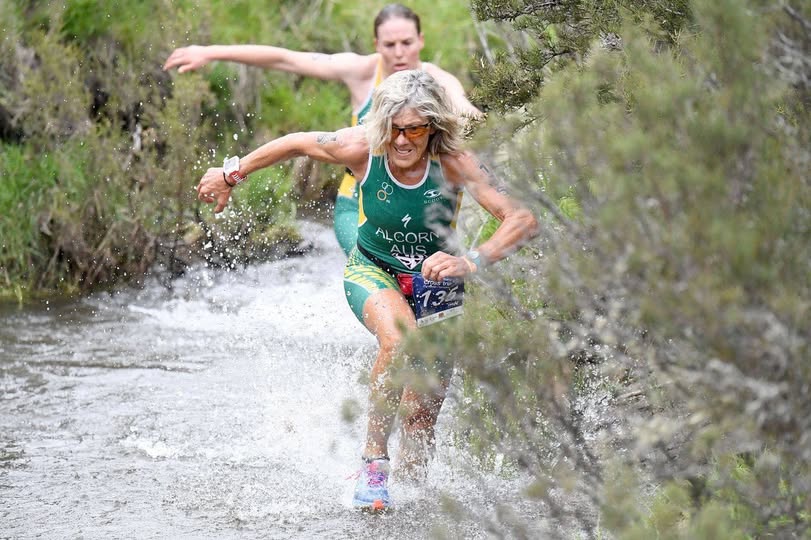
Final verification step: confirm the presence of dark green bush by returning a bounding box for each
[410,0,811,537]
[0,0,480,301]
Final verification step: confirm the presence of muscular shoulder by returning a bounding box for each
[332,126,370,171]
[421,62,462,87]
[329,53,378,106]
[335,125,369,147]
[438,151,476,187]
[421,63,481,118]
[440,151,510,198]
[334,52,377,83]
[329,51,374,73]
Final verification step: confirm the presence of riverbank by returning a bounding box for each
[0,0,477,303]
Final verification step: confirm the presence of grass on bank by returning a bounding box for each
[0,0,479,302]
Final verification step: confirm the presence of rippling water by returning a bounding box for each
[0,221,547,539]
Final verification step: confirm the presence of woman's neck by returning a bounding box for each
[386,153,429,185]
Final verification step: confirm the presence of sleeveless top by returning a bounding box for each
[352,57,384,126]
[338,58,386,199]
[356,153,462,274]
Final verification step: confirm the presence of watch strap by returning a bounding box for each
[466,250,484,269]
[223,156,248,186]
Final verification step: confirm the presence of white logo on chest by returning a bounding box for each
[395,253,424,270]
[401,214,412,228]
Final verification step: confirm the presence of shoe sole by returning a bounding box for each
[353,499,393,514]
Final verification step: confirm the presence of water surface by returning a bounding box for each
[1,222,546,539]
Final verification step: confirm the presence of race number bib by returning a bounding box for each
[412,274,464,327]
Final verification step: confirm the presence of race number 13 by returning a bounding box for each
[412,275,464,327]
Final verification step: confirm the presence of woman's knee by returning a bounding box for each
[401,391,445,428]
[402,405,440,432]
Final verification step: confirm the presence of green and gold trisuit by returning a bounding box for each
[332,58,385,256]
[343,152,463,322]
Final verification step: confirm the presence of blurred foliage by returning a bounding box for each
[468,0,692,114]
[402,0,811,537]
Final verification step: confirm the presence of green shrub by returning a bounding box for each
[1,0,483,300]
[428,0,810,536]
[0,144,59,294]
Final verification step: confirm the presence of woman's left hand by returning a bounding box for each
[421,251,473,281]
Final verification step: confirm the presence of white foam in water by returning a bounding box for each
[125,220,370,345]
[122,436,179,459]
[1,220,550,539]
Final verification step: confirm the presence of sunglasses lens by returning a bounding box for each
[406,126,428,138]
[391,123,431,140]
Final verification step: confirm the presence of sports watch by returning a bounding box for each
[222,156,248,187]
[465,249,485,270]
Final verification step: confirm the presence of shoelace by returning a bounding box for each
[345,464,387,487]
[365,466,386,488]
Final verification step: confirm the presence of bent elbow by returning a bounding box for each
[518,209,540,240]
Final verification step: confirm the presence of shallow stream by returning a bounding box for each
[1,222,547,539]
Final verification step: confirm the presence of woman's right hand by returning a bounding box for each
[421,252,474,281]
[196,167,233,213]
[163,46,210,73]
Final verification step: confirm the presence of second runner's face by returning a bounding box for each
[375,18,424,75]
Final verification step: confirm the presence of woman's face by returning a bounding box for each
[386,107,435,171]
[375,17,424,75]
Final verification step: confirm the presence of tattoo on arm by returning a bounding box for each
[310,53,330,62]
[316,133,338,145]
[478,161,508,194]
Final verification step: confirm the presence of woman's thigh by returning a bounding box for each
[343,248,415,333]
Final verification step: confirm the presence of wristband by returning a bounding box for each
[466,249,485,269]
[223,155,248,186]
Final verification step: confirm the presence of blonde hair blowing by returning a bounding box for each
[365,69,463,156]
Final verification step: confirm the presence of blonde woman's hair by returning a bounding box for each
[365,69,463,156]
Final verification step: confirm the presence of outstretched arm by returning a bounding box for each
[163,44,374,85]
[196,126,369,213]
[421,151,538,281]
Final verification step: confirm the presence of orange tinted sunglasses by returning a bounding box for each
[390,122,431,140]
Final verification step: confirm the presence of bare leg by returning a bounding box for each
[360,289,417,459]
[397,374,450,479]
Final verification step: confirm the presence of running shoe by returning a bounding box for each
[351,457,391,512]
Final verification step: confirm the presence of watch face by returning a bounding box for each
[223,155,239,172]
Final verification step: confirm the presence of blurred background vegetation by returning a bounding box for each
[1,0,809,538]
[0,0,480,300]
